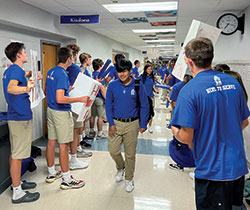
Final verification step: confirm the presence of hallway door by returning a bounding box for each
[42,44,57,136]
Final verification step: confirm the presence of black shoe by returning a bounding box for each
[12,191,40,204]
[80,140,92,148]
[82,135,94,142]
[11,180,37,191]
[169,163,184,171]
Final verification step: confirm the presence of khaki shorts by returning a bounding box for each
[91,97,106,118]
[72,112,83,128]
[47,107,74,144]
[8,120,32,159]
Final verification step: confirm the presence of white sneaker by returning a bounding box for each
[189,172,194,180]
[96,133,107,140]
[148,127,153,133]
[115,168,125,182]
[69,159,88,170]
[125,180,134,193]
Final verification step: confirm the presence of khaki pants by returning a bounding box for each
[108,119,139,180]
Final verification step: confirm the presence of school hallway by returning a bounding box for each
[0,95,198,210]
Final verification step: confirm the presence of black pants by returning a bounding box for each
[195,176,245,210]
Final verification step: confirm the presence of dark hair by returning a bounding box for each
[92,58,104,71]
[5,42,25,63]
[134,60,140,66]
[185,37,214,69]
[224,70,248,102]
[114,54,125,64]
[142,64,155,84]
[79,53,91,64]
[183,74,193,84]
[66,43,80,56]
[116,59,132,72]
[213,64,230,72]
[58,47,72,64]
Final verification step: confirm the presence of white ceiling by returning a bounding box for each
[22,0,250,57]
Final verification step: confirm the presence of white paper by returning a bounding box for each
[30,50,45,109]
[69,73,101,122]
[172,20,221,81]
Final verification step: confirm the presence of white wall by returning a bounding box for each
[0,0,144,141]
[214,5,250,162]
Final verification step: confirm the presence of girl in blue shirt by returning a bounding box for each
[140,64,159,133]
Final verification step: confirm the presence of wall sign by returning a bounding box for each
[60,15,99,24]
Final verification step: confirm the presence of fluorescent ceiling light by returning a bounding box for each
[133,29,176,33]
[144,45,174,48]
[145,39,175,43]
[103,2,177,13]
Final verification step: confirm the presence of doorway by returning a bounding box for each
[41,43,58,136]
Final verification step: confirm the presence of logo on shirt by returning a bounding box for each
[214,76,222,86]
[131,89,135,95]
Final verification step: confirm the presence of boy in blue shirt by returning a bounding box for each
[78,52,94,145]
[89,58,107,139]
[106,59,149,193]
[46,47,89,190]
[105,54,125,84]
[66,44,92,162]
[171,37,250,209]
[3,42,40,203]
[131,60,140,79]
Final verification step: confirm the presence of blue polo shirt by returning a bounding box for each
[106,77,149,128]
[66,63,81,86]
[171,69,250,181]
[2,64,32,120]
[107,65,118,80]
[140,75,155,98]
[168,68,180,87]
[131,67,139,78]
[46,66,71,111]
[92,71,105,100]
[170,81,185,102]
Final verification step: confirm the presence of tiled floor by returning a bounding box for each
[0,95,226,210]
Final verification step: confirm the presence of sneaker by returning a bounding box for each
[169,163,184,171]
[80,140,92,148]
[148,127,153,133]
[69,159,88,170]
[82,135,94,142]
[45,171,62,183]
[115,168,125,182]
[60,176,85,190]
[189,172,195,180]
[125,180,134,193]
[96,133,107,140]
[88,130,96,138]
[77,150,93,158]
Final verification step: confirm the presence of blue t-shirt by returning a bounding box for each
[79,65,91,77]
[131,67,139,78]
[170,81,185,102]
[140,75,155,98]
[2,64,32,120]
[46,66,71,111]
[66,63,81,86]
[106,78,149,128]
[171,70,250,181]
[107,65,118,80]
[92,71,105,100]
[168,68,180,87]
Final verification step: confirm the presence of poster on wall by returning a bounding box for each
[69,73,101,122]
[30,49,45,109]
[172,20,221,80]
